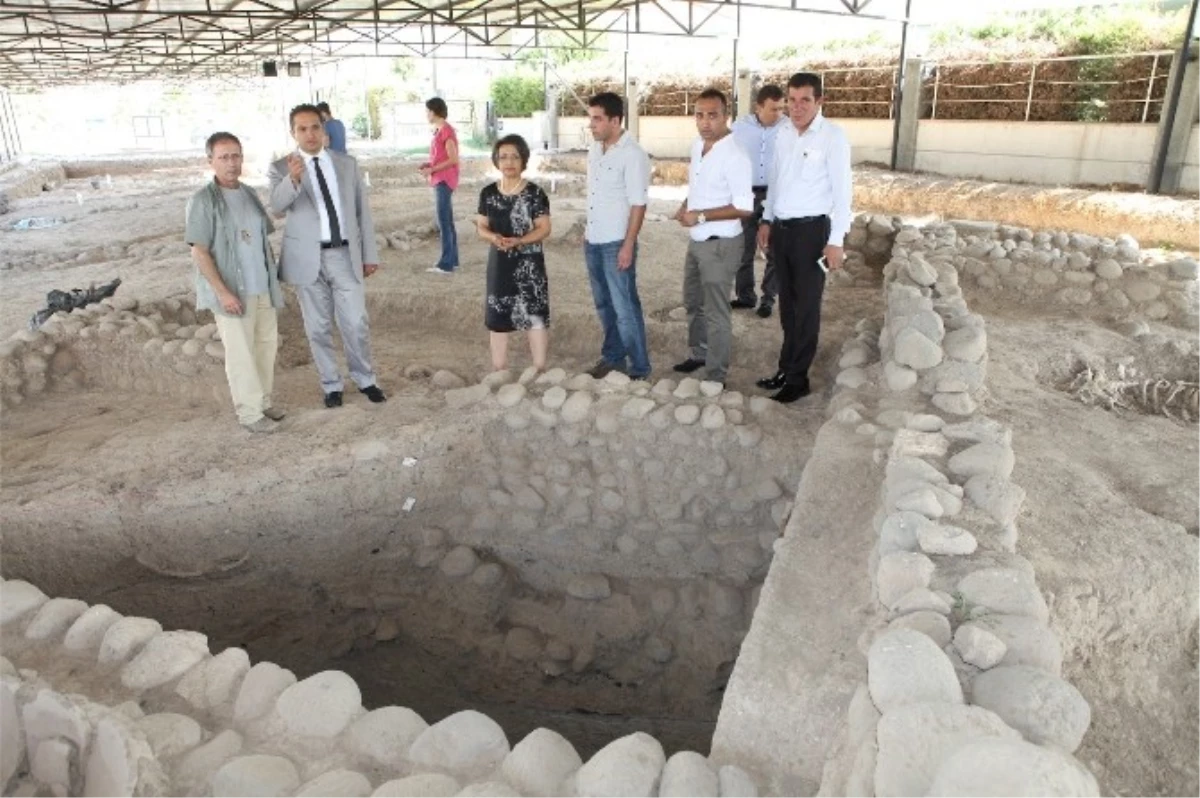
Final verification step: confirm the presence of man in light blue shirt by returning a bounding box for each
[731,84,785,318]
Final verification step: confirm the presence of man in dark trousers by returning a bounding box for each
[730,83,785,318]
[755,73,852,403]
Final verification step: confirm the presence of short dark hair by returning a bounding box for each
[315,101,331,114]
[755,84,784,105]
[696,88,728,113]
[492,134,530,169]
[289,103,323,129]
[588,92,624,121]
[426,97,448,119]
[787,72,824,98]
[205,132,241,159]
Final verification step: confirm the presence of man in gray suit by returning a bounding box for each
[268,103,386,408]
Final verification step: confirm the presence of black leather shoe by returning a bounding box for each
[672,358,706,374]
[324,391,344,408]
[756,370,786,390]
[756,303,773,318]
[730,298,756,309]
[771,382,812,404]
[359,385,387,403]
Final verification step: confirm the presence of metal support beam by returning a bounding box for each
[1148,0,1199,194]
[889,0,912,171]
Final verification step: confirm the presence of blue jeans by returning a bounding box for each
[584,241,651,378]
[434,182,458,270]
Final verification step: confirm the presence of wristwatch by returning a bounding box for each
[697,212,707,225]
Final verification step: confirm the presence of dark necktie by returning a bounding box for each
[311,156,342,245]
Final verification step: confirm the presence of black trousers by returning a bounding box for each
[735,188,778,306]
[771,216,829,385]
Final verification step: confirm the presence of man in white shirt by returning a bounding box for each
[584,92,653,380]
[755,73,853,403]
[730,83,785,318]
[672,89,755,385]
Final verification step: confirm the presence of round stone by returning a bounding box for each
[674,405,700,425]
[274,670,362,738]
[496,383,527,408]
[502,728,583,798]
[575,733,666,798]
[407,710,511,781]
[868,628,963,713]
[970,665,1091,752]
[928,738,1099,797]
[211,755,300,797]
[440,546,479,578]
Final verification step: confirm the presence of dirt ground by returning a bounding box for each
[1,159,1197,795]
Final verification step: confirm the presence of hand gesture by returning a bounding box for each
[286,153,304,185]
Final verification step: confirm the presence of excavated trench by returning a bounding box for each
[1,364,814,758]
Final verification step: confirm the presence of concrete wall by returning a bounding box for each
[555,116,1200,192]
[1183,125,1199,194]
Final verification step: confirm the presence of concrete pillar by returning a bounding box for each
[1148,52,1199,194]
[736,69,754,119]
[893,58,924,172]
[627,77,641,139]
[545,89,559,150]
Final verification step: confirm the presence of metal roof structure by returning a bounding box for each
[0,0,897,88]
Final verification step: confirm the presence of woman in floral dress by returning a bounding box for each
[476,134,552,371]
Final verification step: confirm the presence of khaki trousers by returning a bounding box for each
[213,294,278,424]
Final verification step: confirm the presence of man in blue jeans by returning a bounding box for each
[584,92,652,380]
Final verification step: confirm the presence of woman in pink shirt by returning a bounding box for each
[421,97,461,273]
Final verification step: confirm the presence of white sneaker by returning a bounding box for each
[426,266,453,275]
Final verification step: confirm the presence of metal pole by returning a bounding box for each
[889,0,913,171]
[1142,53,1159,124]
[1149,0,1198,194]
[1024,63,1037,122]
[732,38,739,118]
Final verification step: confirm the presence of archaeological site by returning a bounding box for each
[1,1,1198,797]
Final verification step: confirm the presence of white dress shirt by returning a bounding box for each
[762,112,853,247]
[302,148,346,244]
[586,131,651,245]
[731,112,785,188]
[686,133,755,243]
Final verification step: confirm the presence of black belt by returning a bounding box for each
[320,240,348,250]
[773,215,827,229]
[752,185,768,192]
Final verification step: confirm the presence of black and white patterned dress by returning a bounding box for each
[478,181,551,332]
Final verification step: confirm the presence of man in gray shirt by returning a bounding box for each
[184,131,285,433]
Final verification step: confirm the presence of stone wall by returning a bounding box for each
[814,224,1102,796]
[1,581,761,797]
[924,221,1198,328]
[0,295,227,411]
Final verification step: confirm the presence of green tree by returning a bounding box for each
[490,74,545,117]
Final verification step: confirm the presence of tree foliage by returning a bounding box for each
[490,74,545,117]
